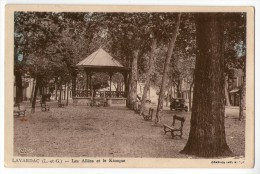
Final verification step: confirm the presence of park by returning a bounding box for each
[14,101,244,158]
[13,12,246,158]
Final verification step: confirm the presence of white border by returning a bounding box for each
[0,0,259,174]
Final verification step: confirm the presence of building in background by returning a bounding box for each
[228,68,244,106]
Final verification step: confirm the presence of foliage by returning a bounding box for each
[14,12,246,97]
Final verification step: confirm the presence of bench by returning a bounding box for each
[40,102,50,111]
[142,108,154,121]
[13,103,26,117]
[163,115,185,139]
[58,100,65,108]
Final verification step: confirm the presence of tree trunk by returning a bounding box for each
[31,76,39,113]
[55,82,57,100]
[66,82,69,106]
[72,70,77,98]
[169,80,173,101]
[128,50,139,109]
[189,80,194,111]
[140,38,157,115]
[126,71,132,107]
[30,79,35,103]
[59,83,62,102]
[155,13,181,125]
[15,70,23,103]
[239,72,246,120]
[64,83,66,100]
[166,90,169,107]
[177,79,182,98]
[181,13,232,157]
[225,76,231,106]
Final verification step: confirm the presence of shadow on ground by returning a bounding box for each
[13,101,245,158]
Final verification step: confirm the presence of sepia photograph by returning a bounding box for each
[4,5,254,168]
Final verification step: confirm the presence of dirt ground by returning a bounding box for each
[13,101,245,158]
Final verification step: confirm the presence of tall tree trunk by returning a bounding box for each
[140,38,157,115]
[177,79,182,98]
[72,70,77,98]
[59,83,62,102]
[31,76,39,113]
[30,79,35,103]
[128,50,139,109]
[165,84,171,107]
[225,76,231,106]
[181,13,232,157]
[169,79,173,101]
[66,82,69,106]
[55,82,57,100]
[155,13,181,125]
[64,83,67,100]
[15,70,23,103]
[239,71,246,120]
[126,72,132,107]
[189,80,194,111]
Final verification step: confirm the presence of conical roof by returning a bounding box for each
[76,48,123,68]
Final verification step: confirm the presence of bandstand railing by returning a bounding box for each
[74,90,91,97]
[73,90,126,98]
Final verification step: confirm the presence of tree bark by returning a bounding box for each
[239,71,246,120]
[31,76,39,113]
[59,82,62,102]
[225,76,231,106]
[72,70,77,98]
[166,89,170,107]
[128,50,139,109]
[155,13,181,125]
[140,38,157,115]
[181,13,233,157]
[15,70,23,103]
[66,82,69,106]
[55,82,57,100]
[30,79,35,103]
[177,79,182,98]
[169,78,173,101]
[189,80,194,111]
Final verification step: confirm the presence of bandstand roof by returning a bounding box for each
[76,48,127,71]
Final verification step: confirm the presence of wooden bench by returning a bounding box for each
[13,103,26,117]
[40,102,50,111]
[58,100,65,108]
[142,108,154,121]
[163,115,185,139]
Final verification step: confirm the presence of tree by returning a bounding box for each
[223,13,246,112]
[239,56,246,120]
[155,13,181,125]
[97,13,150,109]
[140,36,156,115]
[15,12,58,110]
[181,13,232,157]
[14,12,99,110]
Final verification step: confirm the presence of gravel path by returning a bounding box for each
[13,101,245,158]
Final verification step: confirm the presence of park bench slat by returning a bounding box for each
[163,115,185,139]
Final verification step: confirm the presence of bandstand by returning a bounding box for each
[72,48,129,106]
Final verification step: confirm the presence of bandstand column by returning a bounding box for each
[109,72,113,97]
[90,72,93,97]
[123,71,129,98]
[85,69,88,97]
